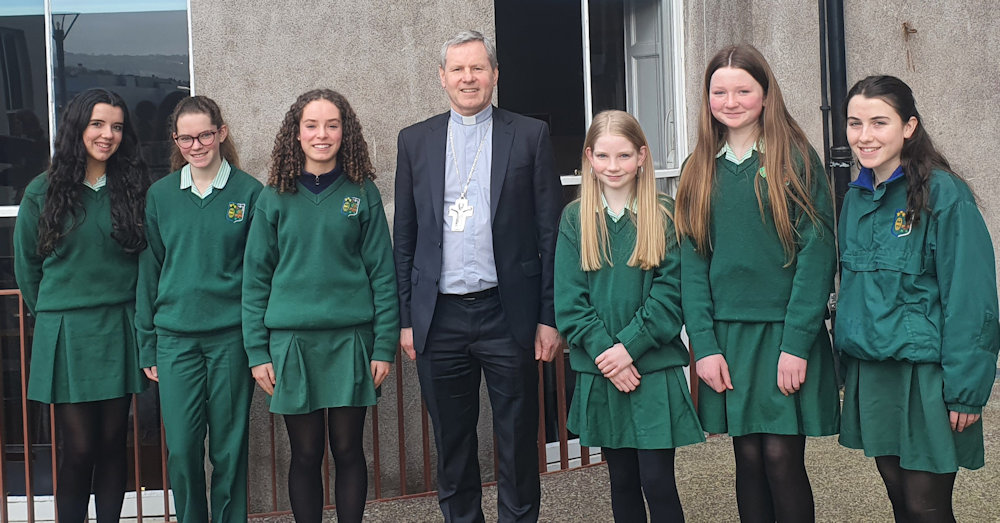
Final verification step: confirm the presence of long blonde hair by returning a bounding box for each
[674,44,822,263]
[579,110,668,271]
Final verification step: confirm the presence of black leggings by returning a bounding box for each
[732,433,813,523]
[53,396,132,523]
[876,455,956,523]
[603,447,684,522]
[283,406,368,523]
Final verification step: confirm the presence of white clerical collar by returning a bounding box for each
[450,106,493,126]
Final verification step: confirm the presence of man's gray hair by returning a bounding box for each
[440,30,498,70]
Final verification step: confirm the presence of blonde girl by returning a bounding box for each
[555,110,703,522]
[674,44,840,521]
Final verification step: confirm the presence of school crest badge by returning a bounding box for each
[892,209,911,237]
[227,202,246,223]
[341,196,361,217]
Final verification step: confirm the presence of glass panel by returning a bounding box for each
[50,1,190,178]
[0,1,50,205]
[587,0,626,115]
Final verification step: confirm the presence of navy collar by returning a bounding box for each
[850,165,904,192]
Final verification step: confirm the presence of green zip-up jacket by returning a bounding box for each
[555,196,688,375]
[242,177,399,367]
[681,149,836,361]
[836,167,1000,414]
[135,168,263,367]
[14,173,139,315]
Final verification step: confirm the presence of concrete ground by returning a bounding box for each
[260,384,1000,522]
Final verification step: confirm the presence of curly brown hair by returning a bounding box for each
[268,89,375,193]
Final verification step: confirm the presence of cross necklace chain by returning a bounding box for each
[447,120,492,232]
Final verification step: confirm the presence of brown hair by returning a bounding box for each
[168,95,240,172]
[268,89,374,193]
[675,44,823,263]
[578,110,669,271]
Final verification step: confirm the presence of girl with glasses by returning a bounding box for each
[135,95,262,523]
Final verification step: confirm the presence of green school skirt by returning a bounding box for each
[567,366,704,449]
[28,304,146,403]
[839,357,984,473]
[697,321,840,436]
[266,327,379,415]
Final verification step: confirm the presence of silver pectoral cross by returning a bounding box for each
[448,197,474,232]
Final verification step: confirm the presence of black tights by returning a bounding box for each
[732,433,813,523]
[53,396,131,523]
[875,455,956,523]
[283,406,368,523]
[603,447,683,522]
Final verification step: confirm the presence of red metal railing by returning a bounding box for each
[1,289,697,522]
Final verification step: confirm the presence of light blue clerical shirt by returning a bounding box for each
[440,106,498,294]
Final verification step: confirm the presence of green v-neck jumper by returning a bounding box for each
[555,197,704,449]
[14,173,145,403]
[680,150,840,436]
[242,177,399,414]
[135,168,262,365]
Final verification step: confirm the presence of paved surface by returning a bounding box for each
[259,383,1000,522]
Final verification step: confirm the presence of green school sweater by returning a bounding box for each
[242,177,399,367]
[681,149,836,360]
[14,173,139,315]
[135,168,263,367]
[836,168,1000,413]
[555,197,688,375]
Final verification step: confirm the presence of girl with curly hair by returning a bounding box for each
[674,44,840,521]
[14,88,150,522]
[135,95,262,523]
[242,89,398,523]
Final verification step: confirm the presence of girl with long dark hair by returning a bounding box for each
[14,88,150,522]
[837,75,999,522]
[242,89,398,522]
[135,95,262,522]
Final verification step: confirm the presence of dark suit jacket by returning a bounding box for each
[394,107,561,353]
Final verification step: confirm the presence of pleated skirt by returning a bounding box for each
[28,304,146,404]
[839,356,984,473]
[697,321,840,437]
[267,327,378,415]
[567,366,705,449]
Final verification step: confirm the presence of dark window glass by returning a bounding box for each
[50,4,190,178]
[0,9,49,206]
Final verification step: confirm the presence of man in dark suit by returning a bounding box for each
[393,30,562,523]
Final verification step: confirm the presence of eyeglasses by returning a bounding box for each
[173,130,218,148]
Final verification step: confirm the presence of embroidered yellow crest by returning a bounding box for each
[341,196,361,217]
[892,209,911,237]
[227,202,246,223]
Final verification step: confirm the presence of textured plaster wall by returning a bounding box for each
[682,0,825,155]
[188,0,496,511]
[843,0,1000,269]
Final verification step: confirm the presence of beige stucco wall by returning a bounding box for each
[189,0,496,511]
[843,1,1000,265]
[683,0,825,157]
